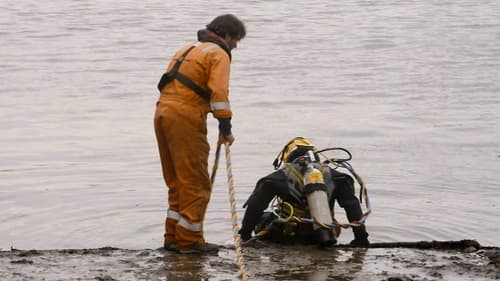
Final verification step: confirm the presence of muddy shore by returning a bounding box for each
[1,240,498,281]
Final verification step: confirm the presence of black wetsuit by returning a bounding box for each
[240,166,367,243]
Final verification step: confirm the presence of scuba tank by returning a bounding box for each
[268,137,366,246]
[302,150,336,246]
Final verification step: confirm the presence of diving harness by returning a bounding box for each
[255,146,372,245]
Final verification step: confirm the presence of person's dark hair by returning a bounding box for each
[206,14,246,41]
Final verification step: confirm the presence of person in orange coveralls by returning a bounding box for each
[154,14,246,254]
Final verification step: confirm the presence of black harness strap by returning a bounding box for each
[157,45,210,101]
[174,72,210,101]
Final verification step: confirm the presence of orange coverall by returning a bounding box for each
[154,41,232,249]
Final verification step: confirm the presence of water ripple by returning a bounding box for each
[1,0,499,250]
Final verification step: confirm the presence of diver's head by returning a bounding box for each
[282,137,315,163]
[273,137,319,169]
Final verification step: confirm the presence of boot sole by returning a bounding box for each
[178,248,219,254]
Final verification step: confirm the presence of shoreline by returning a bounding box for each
[1,240,498,281]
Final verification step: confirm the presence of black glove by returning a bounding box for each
[217,118,232,137]
[238,228,252,242]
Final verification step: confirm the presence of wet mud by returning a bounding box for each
[0,240,498,281]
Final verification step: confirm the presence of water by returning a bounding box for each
[1,0,499,251]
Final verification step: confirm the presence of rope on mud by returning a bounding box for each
[224,144,250,281]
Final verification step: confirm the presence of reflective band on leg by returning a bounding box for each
[167,209,181,221]
[178,217,202,232]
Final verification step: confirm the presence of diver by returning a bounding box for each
[239,137,370,247]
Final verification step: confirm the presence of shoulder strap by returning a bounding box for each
[157,45,210,101]
[283,163,305,190]
[174,72,210,101]
[171,46,196,73]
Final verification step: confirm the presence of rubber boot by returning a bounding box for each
[178,242,219,254]
[163,241,179,252]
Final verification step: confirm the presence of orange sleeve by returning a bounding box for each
[207,49,232,119]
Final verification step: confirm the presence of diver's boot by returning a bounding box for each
[316,228,337,248]
[350,224,370,247]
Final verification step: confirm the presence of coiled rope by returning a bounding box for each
[217,143,250,281]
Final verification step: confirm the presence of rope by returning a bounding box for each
[223,144,250,281]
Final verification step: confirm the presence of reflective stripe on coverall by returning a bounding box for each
[154,41,232,249]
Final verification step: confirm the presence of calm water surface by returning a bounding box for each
[1,0,499,250]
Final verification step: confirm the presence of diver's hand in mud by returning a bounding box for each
[218,133,234,145]
[240,238,266,248]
